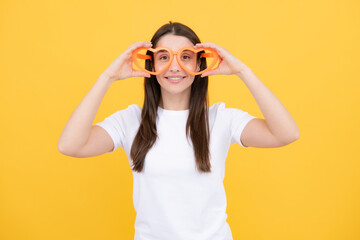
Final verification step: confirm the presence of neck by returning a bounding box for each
[159,90,190,111]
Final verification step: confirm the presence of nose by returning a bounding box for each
[169,55,181,72]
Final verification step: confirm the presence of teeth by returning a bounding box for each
[168,77,183,80]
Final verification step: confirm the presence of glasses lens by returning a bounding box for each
[132,48,153,73]
[180,49,219,74]
[153,49,173,73]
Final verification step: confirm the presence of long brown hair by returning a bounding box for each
[130,21,211,173]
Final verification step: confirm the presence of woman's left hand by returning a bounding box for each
[194,42,247,77]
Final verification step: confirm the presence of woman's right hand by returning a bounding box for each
[102,41,153,82]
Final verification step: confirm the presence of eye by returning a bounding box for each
[155,54,170,64]
[181,55,192,60]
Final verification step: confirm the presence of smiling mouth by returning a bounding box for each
[165,76,186,80]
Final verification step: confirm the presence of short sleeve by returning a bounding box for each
[218,104,256,148]
[95,104,140,153]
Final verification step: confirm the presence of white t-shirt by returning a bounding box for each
[96,102,256,240]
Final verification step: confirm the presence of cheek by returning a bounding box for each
[186,75,196,84]
[154,62,169,72]
[183,60,200,72]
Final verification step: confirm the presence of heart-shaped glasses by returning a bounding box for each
[131,46,219,75]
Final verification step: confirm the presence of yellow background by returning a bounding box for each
[1,0,359,239]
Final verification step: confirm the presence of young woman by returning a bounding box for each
[58,21,299,240]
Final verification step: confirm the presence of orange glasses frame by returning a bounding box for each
[131,46,219,75]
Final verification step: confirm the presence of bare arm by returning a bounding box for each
[194,42,299,147]
[235,66,299,144]
[57,41,152,156]
[57,74,113,155]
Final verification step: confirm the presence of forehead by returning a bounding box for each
[156,34,194,51]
